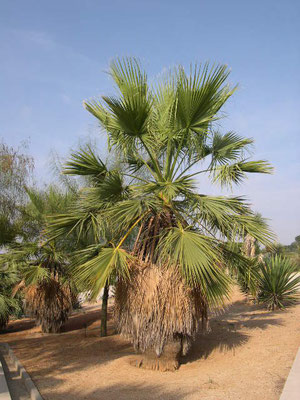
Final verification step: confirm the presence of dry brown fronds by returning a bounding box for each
[24,280,73,333]
[114,262,208,358]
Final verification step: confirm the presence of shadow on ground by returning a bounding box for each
[182,298,283,364]
[56,383,195,400]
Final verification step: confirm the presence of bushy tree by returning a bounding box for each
[257,256,300,310]
[0,262,21,331]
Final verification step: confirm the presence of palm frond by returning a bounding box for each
[211,160,273,187]
[209,131,254,166]
[175,63,236,134]
[158,227,231,305]
[64,145,108,181]
[72,246,133,299]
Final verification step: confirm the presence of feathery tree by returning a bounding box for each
[0,142,34,246]
[48,58,274,370]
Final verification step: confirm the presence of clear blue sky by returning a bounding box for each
[0,0,299,244]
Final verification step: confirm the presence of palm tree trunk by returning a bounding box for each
[243,233,256,257]
[100,282,109,337]
[133,338,182,371]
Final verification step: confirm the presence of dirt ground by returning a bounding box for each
[1,288,299,400]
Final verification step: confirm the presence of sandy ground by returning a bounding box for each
[0,289,299,400]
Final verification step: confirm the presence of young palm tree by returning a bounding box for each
[49,58,274,370]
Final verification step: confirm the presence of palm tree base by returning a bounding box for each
[131,339,182,372]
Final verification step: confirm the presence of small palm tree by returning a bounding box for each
[49,58,275,370]
[1,185,78,333]
[257,256,300,310]
[3,241,76,333]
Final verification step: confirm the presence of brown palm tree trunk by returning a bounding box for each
[100,282,109,337]
[133,339,182,371]
[243,233,256,257]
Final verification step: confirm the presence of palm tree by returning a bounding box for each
[1,185,78,333]
[49,58,274,370]
[47,146,128,336]
[11,242,74,333]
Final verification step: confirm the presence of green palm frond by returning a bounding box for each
[140,175,196,202]
[23,264,50,285]
[158,227,231,304]
[175,63,236,134]
[81,170,128,206]
[0,293,20,329]
[211,160,273,187]
[64,145,108,181]
[110,57,148,97]
[72,246,133,299]
[209,131,253,166]
[85,58,151,149]
[230,214,275,247]
[102,197,159,232]
[25,187,46,215]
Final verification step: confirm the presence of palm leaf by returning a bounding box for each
[158,227,231,305]
[64,145,107,181]
[72,246,133,299]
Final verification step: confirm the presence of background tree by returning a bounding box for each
[0,141,34,245]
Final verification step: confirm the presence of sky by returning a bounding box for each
[0,0,299,244]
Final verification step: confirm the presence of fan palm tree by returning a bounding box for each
[48,58,274,370]
[1,185,78,333]
[9,242,74,333]
[48,146,128,336]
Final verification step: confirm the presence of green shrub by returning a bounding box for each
[257,256,300,310]
[0,264,21,331]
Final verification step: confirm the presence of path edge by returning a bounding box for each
[0,343,43,400]
[279,347,300,400]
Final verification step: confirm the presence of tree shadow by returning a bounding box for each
[44,383,194,400]
[182,299,283,364]
[2,303,107,335]
[1,318,35,334]
[61,306,108,333]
